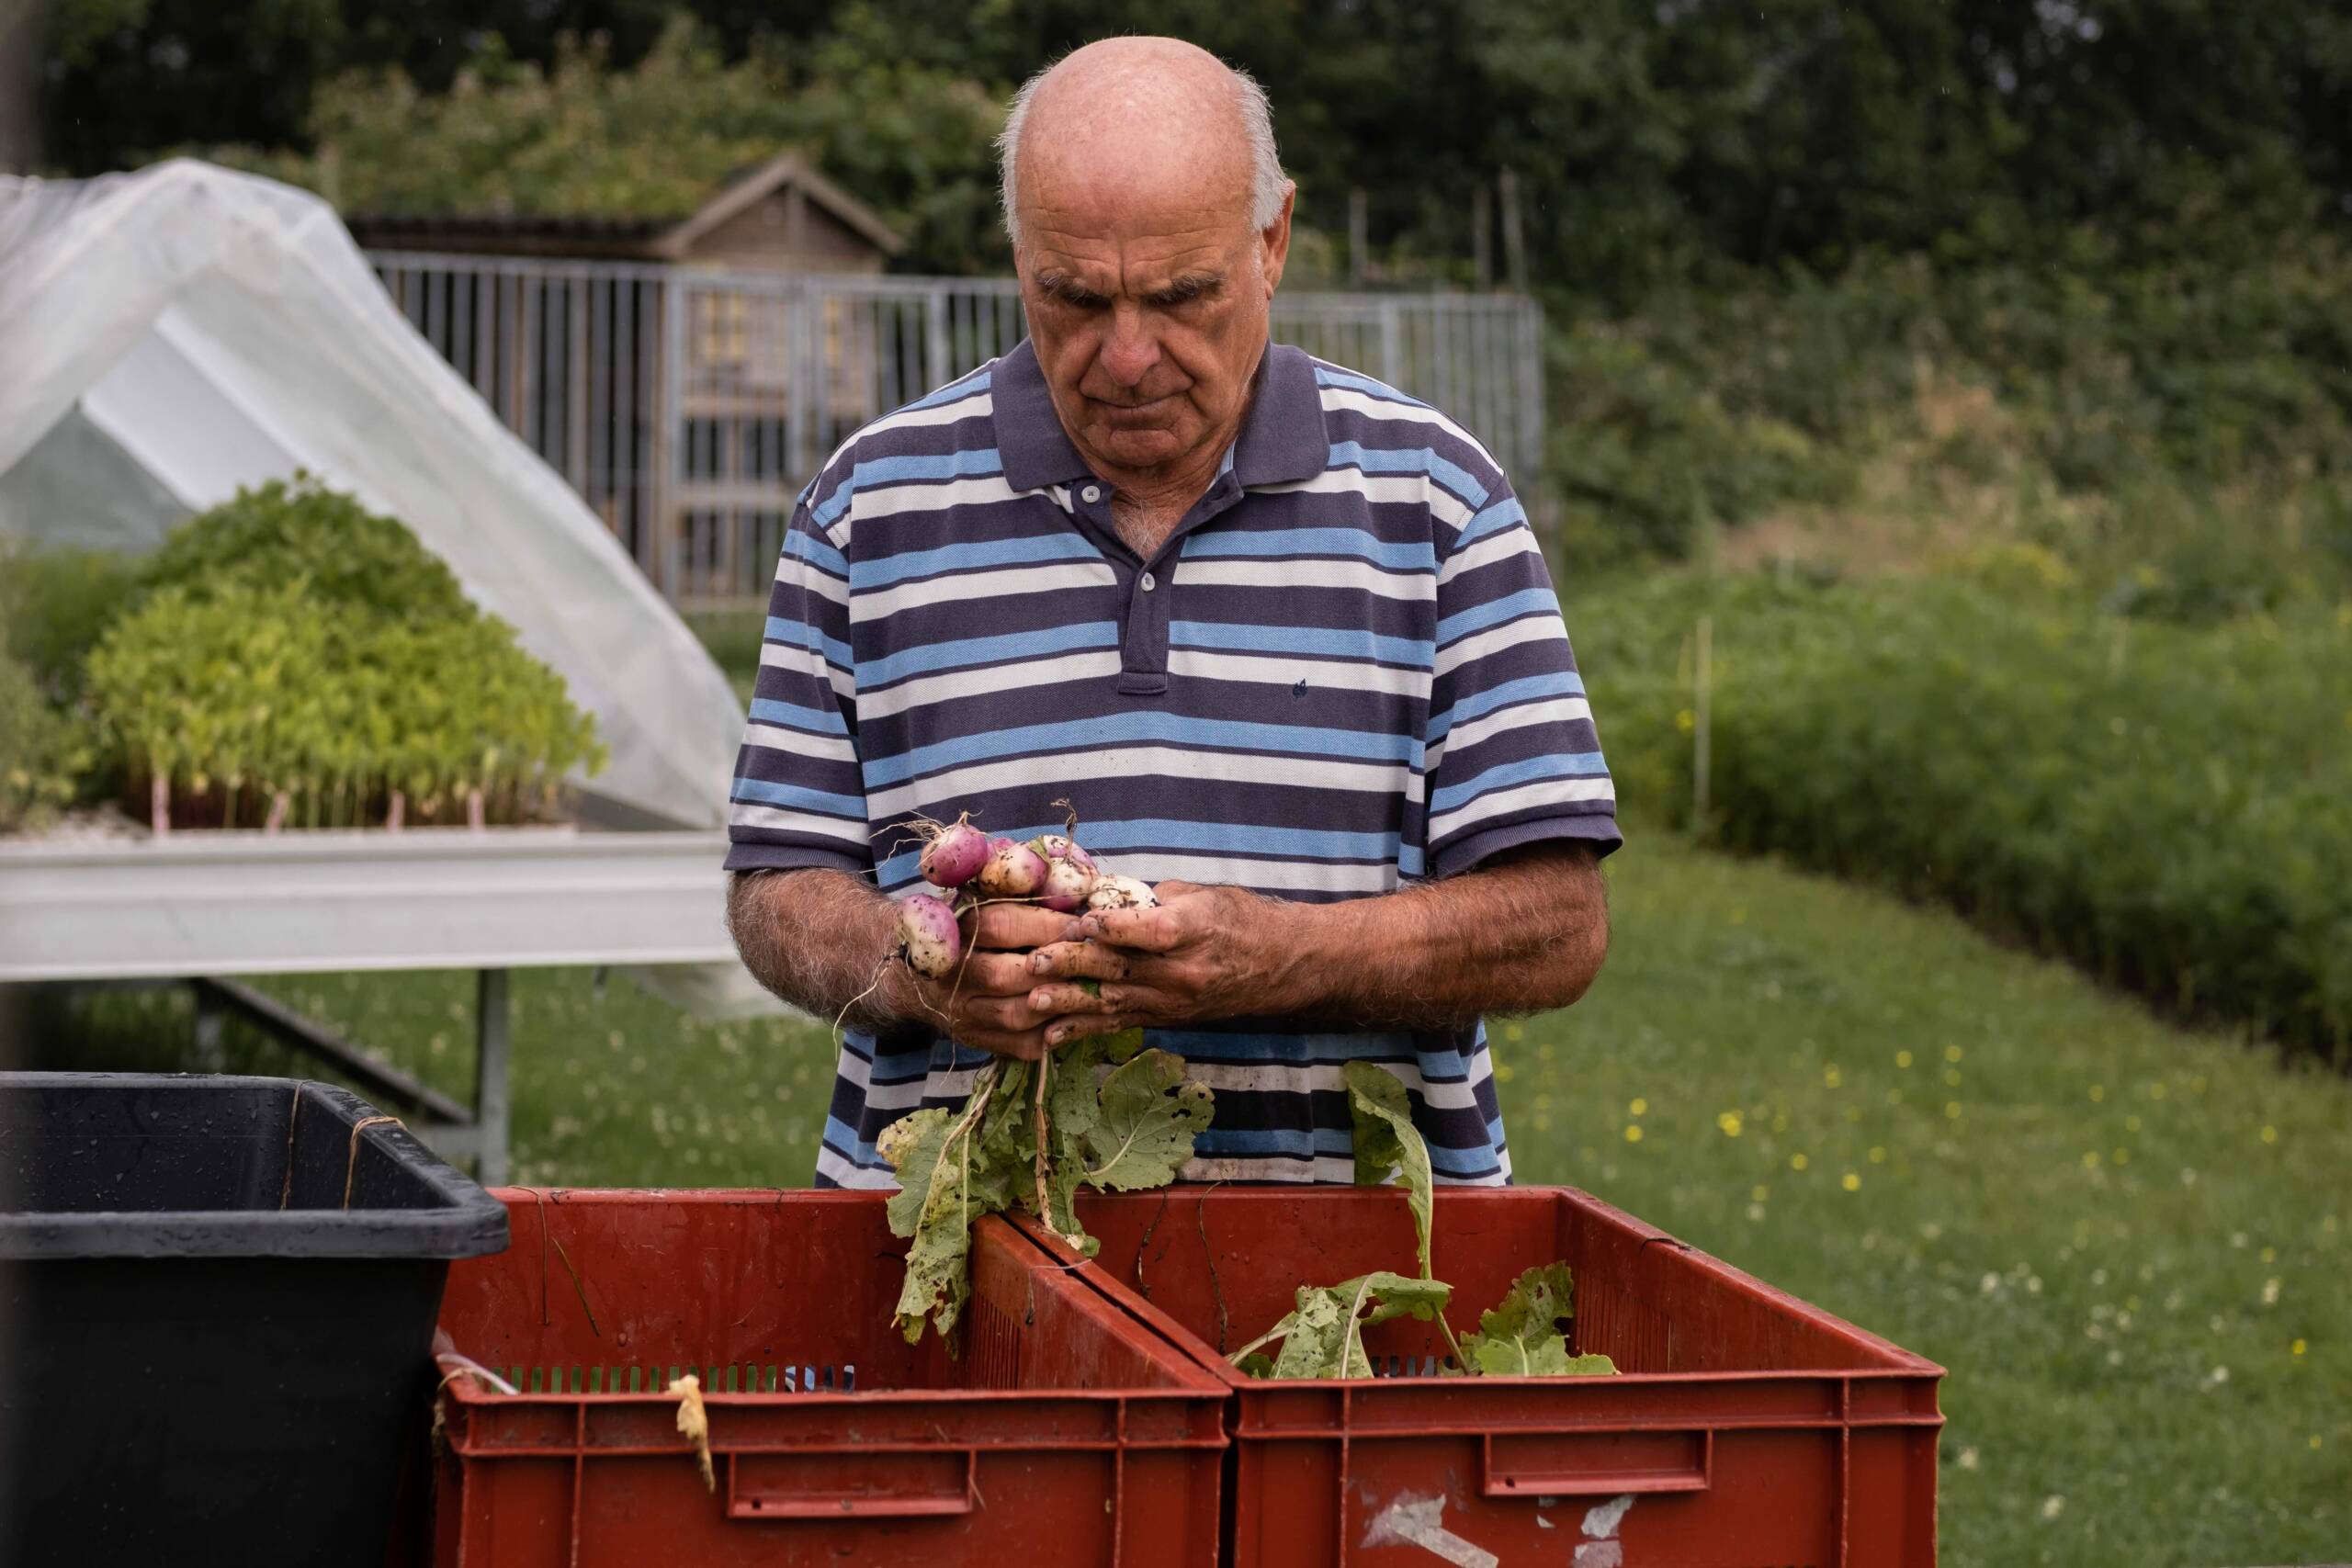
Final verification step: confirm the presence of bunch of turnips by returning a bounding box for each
[893,805,1159,982]
[869,805,1207,1344]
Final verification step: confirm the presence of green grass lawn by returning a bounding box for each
[1523,838,2347,1568]
[15,836,2346,1566]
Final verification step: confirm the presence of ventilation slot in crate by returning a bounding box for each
[498,1361,858,1394]
[1371,1354,1451,1379]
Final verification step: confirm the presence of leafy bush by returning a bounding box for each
[1576,572,2352,1056]
[85,479,602,829]
[0,542,143,705]
[141,476,471,624]
[0,649,92,833]
[1546,246,2352,589]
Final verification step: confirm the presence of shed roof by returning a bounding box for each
[348,152,903,261]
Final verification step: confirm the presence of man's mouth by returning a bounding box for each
[1091,393,1180,424]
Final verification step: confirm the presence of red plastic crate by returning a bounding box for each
[428,1190,1227,1568]
[1014,1187,1943,1568]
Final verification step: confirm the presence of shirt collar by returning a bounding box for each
[993,335,1329,494]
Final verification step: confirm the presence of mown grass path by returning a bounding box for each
[1526,837,2347,1567]
[25,837,2344,1564]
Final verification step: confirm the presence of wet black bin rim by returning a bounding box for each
[0,1073,510,1260]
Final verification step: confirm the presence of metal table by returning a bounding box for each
[0,826,738,1181]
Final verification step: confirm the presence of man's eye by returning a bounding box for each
[1148,281,1219,310]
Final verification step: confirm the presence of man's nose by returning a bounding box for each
[1096,304,1162,388]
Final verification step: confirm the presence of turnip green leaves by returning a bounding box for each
[1231,1064,1618,1382]
[1459,1262,1618,1377]
[1344,1059,1433,1280]
[1228,1272,1453,1380]
[881,1030,1207,1345]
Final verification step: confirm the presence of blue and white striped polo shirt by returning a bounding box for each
[726,336,1619,1190]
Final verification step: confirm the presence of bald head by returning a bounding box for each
[998,38,1285,249]
[997,38,1295,494]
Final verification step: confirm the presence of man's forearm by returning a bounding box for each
[726,868,910,1027]
[1268,842,1609,1032]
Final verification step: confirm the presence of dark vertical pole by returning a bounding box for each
[1499,167,1529,294]
[192,983,226,1073]
[475,969,511,1186]
[1474,182,1494,290]
[1349,187,1369,287]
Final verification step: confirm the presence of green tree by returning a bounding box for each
[203,15,1008,273]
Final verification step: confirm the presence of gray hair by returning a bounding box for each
[997,54,1286,248]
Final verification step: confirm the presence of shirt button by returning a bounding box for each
[1080,484,1101,503]
[1140,570,1157,592]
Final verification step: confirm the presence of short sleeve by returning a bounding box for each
[1419,475,1621,878]
[724,499,871,874]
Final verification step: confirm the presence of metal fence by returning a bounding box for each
[369,252,1545,609]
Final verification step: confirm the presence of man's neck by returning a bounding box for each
[1088,387,1254,558]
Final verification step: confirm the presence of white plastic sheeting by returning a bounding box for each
[0,160,746,831]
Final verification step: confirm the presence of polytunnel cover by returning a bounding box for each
[0,159,745,830]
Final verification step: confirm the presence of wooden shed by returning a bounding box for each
[356,156,910,604]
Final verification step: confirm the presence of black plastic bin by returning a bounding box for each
[0,1074,509,1567]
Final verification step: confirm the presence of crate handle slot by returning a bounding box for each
[726,1449,977,1521]
[1482,1428,1711,1498]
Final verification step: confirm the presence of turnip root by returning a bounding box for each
[918,817,990,889]
[896,891,963,978]
[1037,855,1097,911]
[974,836,1048,899]
[1031,834,1100,911]
[1086,874,1159,911]
[1031,833,1096,872]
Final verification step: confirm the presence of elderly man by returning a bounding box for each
[725,37,1617,1190]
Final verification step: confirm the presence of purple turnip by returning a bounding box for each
[974,836,1048,900]
[919,817,990,889]
[896,892,963,979]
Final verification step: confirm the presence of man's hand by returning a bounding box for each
[900,902,1083,1059]
[1020,882,1301,1045]
[1012,842,1609,1040]
[732,841,1608,1047]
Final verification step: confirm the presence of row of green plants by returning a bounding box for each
[1548,248,2352,592]
[0,477,603,833]
[1574,568,2352,1058]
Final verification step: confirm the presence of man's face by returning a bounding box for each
[1016,154,1292,480]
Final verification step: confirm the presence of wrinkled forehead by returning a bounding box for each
[1017,87,1258,250]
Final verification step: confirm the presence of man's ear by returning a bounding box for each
[1259,183,1296,297]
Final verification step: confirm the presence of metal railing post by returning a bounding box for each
[655,270,687,604]
[925,286,951,396]
[474,968,511,1187]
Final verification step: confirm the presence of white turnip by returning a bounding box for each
[1086,874,1159,911]
[974,836,1049,900]
[1031,833,1100,911]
